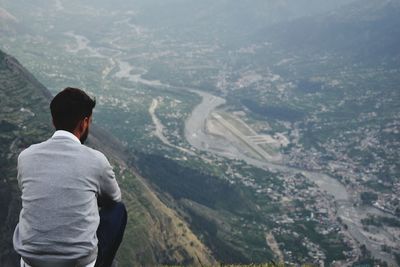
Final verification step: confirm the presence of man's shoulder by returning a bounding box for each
[18,138,109,165]
[18,140,48,159]
[83,145,109,164]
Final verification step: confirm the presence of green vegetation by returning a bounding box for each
[360,192,378,205]
[0,50,217,266]
[361,215,400,228]
[136,154,254,213]
[1,1,399,265]
[135,153,285,263]
[154,88,201,146]
[240,98,306,122]
[295,221,348,264]
[0,52,54,265]
[395,252,400,266]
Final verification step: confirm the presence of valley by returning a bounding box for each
[1,0,399,266]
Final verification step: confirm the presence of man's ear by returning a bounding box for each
[76,118,86,133]
[83,116,90,128]
[79,117,90,134]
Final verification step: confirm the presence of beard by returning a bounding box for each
[80,126,89,144]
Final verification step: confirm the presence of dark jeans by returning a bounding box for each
[95,202,127,267]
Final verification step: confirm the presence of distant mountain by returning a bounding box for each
[0,50,216,267]
[0,7,17,22]
[256,0,400,61]
[0,0,356,45]
[0,6,24,35]
[127,0,355,42]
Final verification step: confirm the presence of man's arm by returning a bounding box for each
[97,154,121,207]
[16,150,27,191]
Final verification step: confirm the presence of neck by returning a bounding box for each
[72,129,82,140]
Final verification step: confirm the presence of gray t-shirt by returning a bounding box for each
[13,130,121,261]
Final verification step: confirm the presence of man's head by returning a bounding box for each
[50,87,96,144]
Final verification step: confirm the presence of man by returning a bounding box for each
[13,88,127,267]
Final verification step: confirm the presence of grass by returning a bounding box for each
[113,163,217,267]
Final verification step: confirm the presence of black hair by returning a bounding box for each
[50,87,96,132]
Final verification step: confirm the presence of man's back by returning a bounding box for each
[13,88,126,267]
[13,131,121,262]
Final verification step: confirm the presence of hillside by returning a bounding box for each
[0,50,216,267]
[1,1,399,265]
[129,0,354,42]
[0,6,19,34]
[0,7,17,22]
[256,0,400,62]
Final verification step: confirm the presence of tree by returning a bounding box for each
[360,192,378,205]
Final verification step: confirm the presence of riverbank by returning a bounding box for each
[184,89,397,266]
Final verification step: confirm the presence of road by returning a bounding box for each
[149,98,194,155]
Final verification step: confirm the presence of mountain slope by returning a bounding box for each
[256,0,400,61]
[0,6,19,34]
[0,50,216,267]
[130,0,355,42]
[0,50,53,266]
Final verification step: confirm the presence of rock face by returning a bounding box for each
[0,50,216,267]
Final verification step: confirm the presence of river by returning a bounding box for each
[184,90,397,266]
[62,30,397,266]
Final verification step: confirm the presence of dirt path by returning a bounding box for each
[266,232,284,263]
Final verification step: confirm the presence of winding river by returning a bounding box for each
[63,30,397,266]
[184,90,397,266]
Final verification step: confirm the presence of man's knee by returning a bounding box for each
[99,202,127,227]
[114,202,126,213]
[111,202,127,227]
